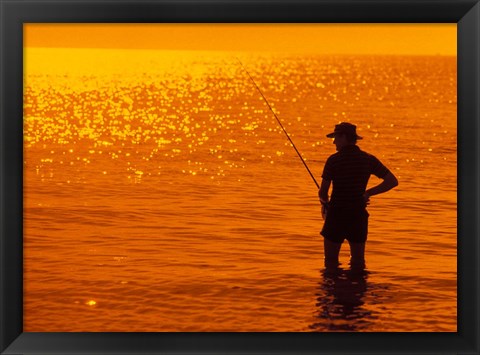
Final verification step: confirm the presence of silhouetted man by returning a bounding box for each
[319,122,398,268]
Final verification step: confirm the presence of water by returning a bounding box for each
[23,49,457,332]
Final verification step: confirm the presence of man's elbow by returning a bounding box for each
[387,173,399,188]
[392,177,399,188]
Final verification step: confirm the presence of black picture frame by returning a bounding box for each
[1,0,479,354]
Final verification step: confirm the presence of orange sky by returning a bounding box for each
[24,24,456,56]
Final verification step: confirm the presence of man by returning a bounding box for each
[319,122,398,269]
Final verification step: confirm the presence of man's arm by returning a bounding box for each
[319,178,331,204]
[318,178,331,220]
[364,172,398,201]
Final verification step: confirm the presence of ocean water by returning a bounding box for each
[23,50,457,332]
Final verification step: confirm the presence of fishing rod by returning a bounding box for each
[236,57,320,189]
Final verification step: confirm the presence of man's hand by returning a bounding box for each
[321,203,328,220]
[363,192,371,206]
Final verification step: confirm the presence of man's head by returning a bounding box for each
[326,122,362,150]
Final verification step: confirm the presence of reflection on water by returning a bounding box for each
[311,267,376,331]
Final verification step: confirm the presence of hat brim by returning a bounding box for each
[326,132,363,139]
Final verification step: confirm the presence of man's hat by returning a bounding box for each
[326,122,363,140]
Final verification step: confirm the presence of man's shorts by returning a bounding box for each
[320,206,369,244]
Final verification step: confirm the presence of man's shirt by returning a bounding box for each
[322,145,390,208]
